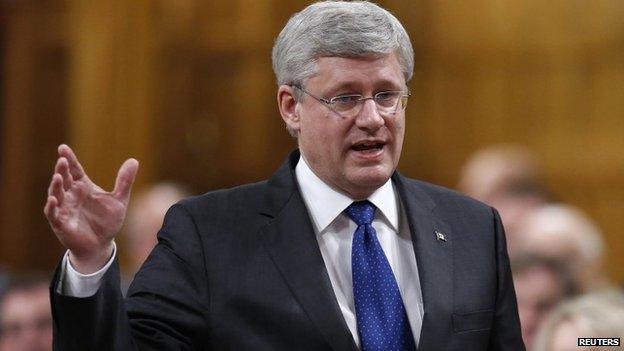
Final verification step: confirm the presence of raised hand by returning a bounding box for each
[44,144,139,274]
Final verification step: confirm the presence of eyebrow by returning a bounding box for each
[324,79,404,96]
[323,82,360,95]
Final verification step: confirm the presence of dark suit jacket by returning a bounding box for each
[51,151,525,350]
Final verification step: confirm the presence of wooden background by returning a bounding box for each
[1,0,623,282]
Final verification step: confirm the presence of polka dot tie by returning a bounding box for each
[346,201,416,351]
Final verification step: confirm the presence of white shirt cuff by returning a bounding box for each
[57,242,117,298]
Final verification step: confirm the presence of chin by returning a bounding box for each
[347,167,393,189]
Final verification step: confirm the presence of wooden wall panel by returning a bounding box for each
[1,0,623,281]
[66,0,158,190]
[397,0,624,280]
[0,3,68,269]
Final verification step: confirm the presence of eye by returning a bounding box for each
[374,91,399,101]
[330,95,361,105]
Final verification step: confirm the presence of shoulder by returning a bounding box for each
[399,176,490,209]
[156,179,283,238]
[397,176,495,220]
[174,180,270,219]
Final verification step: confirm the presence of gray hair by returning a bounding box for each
[272,1,414,87]
[532,291,624,350]
[521,204,606,270]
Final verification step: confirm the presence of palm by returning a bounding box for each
[45,145,139,271]
[57,179,125,250]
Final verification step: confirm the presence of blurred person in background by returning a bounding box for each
[0,275,52,351]
[0,269,8,297]
[122,182,189,293]
[515,204,609,293]
[532,291,624,351]
[512,254,578,349]
[458,144,552,254]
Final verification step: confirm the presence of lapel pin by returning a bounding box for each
[435,230,447,242]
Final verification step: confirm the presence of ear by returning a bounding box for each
[277,85,300,134]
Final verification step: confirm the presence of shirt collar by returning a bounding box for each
[295,155,399,234]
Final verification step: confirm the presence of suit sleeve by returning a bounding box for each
[488,208,526,350]
[50,203,210,351]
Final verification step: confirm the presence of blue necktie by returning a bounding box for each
[347,201,415,351]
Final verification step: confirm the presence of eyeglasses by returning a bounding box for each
[292,85,410,118]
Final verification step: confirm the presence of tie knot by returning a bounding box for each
[345,201,376,226]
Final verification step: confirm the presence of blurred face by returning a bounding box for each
[550,319,582,351]
[0,285,52,351]
[292,53,407,199]
[514,266,566,348]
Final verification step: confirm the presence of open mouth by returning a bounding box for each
[351,141,385,153]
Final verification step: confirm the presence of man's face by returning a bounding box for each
[295,53,406,199]
[549,319,582,351]
[0,285,52,351]
[514,266,566,348]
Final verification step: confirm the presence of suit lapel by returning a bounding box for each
[257,153,455,350]
[393,174,454,349]
[258,151,357,351]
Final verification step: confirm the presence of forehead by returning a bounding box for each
[515,266,564,298]
[0,288,50,322]
[306,53,405,90]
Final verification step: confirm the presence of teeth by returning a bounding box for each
[353,143,382,151]
[360,148,378,153]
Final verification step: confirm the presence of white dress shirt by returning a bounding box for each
[60,155,424,346]
[295,156,423,347]
[58,242,116,297]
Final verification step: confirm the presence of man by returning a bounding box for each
[514,204,609,293]
[457,144,552,255]
[511,254,577,349]
[0,275,53,351]
[0,268,8,297]
[531,291,624,351]
[44,1,524,350]
[121,182,190,293]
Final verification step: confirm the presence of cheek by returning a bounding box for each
[393,117,406,139]
[302,119,347,147]
[386,118,405,154]
[299,120,335,160]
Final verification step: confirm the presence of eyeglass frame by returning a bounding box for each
[290,84,411,118]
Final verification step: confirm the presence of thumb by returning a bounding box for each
[113,158,139,203]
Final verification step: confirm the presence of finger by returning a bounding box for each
[112,158,139,203]
[58,144,86,181]
[55,157,73,191]
[47,173,65,206]
[43,196,62,230]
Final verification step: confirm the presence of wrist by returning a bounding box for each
[68,241,115,274]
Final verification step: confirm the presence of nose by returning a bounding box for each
[355,98,384,131]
